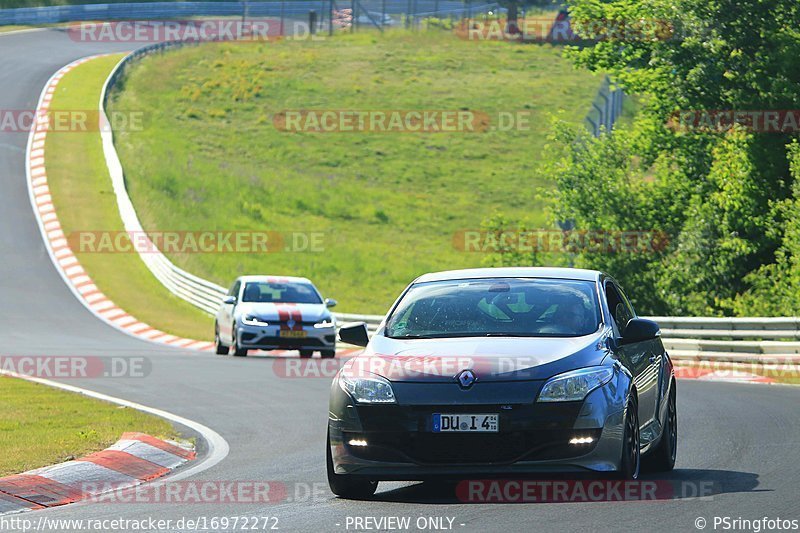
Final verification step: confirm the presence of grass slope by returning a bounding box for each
[45,54,214,340]
[109,30,599,314]
[0,376,174,476]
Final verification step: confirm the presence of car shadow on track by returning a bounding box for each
[367,469,763,504]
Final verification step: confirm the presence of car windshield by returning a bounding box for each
[241,281,322,304]
[385,277,601,338]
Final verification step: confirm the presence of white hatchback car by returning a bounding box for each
[215,276,337,357]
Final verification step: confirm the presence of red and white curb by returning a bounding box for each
[26,56,362,358]
[0,433,194,516]
[27,55,217,352]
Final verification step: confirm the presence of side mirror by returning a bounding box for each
[621,318,660,345]
[223,295,237,305]
[325,298,338,308]
[338,322,370,347]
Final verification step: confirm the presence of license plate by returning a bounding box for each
[279,330,307,338]
[432,413,498,433]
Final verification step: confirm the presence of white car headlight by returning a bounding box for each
[538,366,614,403]
[242,315,269,326]
[339,373,396,404]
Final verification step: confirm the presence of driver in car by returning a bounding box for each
[540,295,588,335]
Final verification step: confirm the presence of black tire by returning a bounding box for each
[617,395,641,480]
[646,382,677,472]
[214,325,229,355]
[232,331,248,357]
[326,430,377,499]
[320,350,336,359]
[299,350,314,358]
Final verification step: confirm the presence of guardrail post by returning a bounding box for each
[280,0,285,36]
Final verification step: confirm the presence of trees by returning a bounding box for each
[490,0,800,315]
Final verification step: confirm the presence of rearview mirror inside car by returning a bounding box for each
[338,322,369,347]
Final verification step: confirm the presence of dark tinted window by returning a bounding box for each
[385,278,601,338]
[228,281,241,297]
[605,282,634,335]
[241,282,322,304]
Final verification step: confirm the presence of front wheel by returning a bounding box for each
[646,382,677,472]
[326,430,377,499]
[617,396,641,480]
[214,324,229,355]
[232,330,248,357]
[299,350,314,358]
[320,350,336,359]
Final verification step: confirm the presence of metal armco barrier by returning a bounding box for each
[345,315,800,362]
[651,317,800,362]
[100,41,229,316]
[586,75,624,137]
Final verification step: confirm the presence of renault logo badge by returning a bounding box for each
[456,369,477,389]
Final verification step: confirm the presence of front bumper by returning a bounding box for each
[328,375,628,479]
[236,323,336,351]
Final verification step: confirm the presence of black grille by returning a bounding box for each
[240,335,328,348]
[345,428,602,465]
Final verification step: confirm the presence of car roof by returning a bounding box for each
[413,267,602,283]
[237,275,313,284]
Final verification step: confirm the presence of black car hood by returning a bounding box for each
[346,330,610,383]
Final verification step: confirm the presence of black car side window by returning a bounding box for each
[617,285,637,319]
[605,282,633,336]
[229,281,241,298]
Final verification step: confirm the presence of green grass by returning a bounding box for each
[45,54,214,340]
[0,376,175,476]
[0,25,35,33]
[108,30,600,314]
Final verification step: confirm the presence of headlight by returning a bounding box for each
[314,318,335,328]
[537,366,614,403]
[242,315,269,326]
[339,372,396,404]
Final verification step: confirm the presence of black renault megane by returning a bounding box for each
[327,267,677,498]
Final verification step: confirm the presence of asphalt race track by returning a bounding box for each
[1,29,799,533]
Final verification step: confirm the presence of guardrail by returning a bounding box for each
[101,41,230,316]
[649,316,800,362]
[586,75,624,137]
[315,314,800,361]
